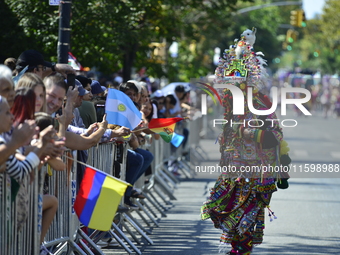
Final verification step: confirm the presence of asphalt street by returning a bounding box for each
[104,109,340,255]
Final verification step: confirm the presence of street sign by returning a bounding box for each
[49,0,60,6]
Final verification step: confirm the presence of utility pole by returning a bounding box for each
[57,1,72,64]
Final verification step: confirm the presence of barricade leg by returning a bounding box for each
[175,159,193,179]
[111,222,142,255]
[159,165,181,185]
[138,199,158,219]
[158,169,178,189]
[121,221,142,245]
[153,185,172,205]
[77,228,105,255]
[122,213,153,245]
[142,192,167,217]
[125,211,154,233]
[134,200,159,226]
[107,227,134,254]
[145,186,169,211]
[132,207,153,227]
[154,174,177,200]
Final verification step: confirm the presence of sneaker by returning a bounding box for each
[124,200,139,210]
[40,244,52,255]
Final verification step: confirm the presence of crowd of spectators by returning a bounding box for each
[1,49,194,254]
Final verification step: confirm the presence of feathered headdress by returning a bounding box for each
[214,27,268,90]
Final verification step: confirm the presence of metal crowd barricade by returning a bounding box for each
[87,142,152,255]
[0,167,44,255]
[189,114,209,167]
[43,150,86,255]
[0,116,203,255]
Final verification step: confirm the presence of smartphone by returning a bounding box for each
[67,73,76,89]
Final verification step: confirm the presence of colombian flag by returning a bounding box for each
[73,166,130,231]
[148,117,183,142]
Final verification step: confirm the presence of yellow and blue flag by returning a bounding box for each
[73,166,130,231]
[105,89,142,130]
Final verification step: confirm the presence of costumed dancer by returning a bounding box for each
[201,28,291,255]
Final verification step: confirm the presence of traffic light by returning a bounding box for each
[286,29,298,43]
[290,9,304,27]
[301,11,307,27]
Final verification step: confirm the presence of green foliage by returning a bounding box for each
[2,0,296,81]
[277,0,340,74]
[0,1,35,61]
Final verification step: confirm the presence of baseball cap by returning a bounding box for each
[64,78,89,96]
[76,75,92,87]
[175,85,185,93]
[16,50,53,70]
[77,83,89,96]
[90,80,105,95]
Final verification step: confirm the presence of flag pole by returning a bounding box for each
[63,154,132,186]
[57,0,71,63]
[131,127,149,133]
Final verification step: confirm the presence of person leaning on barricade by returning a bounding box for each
[76,75,97,128]
[0,94,60,255]
[118,82,154,209]
[92,80,107,123]
[10,86,69,253]
[151,89,165,118]
[45,73,130,200]
[15,72,68,171]
[42,73,130,150]
[139,96,158,178]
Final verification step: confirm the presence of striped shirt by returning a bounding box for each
[0,136,40,182]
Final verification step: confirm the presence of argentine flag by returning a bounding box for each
[105,89,142,130]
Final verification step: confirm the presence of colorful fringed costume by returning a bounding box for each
[201,28,290,255]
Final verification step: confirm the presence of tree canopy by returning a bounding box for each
[3,0,337,81]
[276,0,340,75]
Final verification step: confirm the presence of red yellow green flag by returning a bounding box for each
[148,117,183,142]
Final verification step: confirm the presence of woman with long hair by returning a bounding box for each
[16,72,46,113]
[11,87,36,127]
[10,87,61,250]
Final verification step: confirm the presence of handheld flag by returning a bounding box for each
[13,66,28,86]
[73,166,129,231]
[105,89,142,130]
[68,52,83,71]
[148,117,183,142]
[171,132,185,147]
